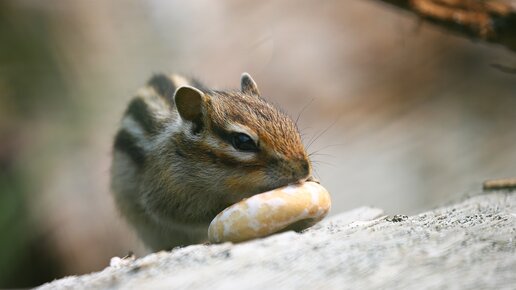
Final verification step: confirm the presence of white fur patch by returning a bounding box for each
[170,74,190,88]
[225,148,257,162]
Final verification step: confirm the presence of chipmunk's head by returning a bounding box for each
[172,73,312,203]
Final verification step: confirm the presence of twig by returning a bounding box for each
[376,0,516,52]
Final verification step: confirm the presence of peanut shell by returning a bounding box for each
[208,182,331,243]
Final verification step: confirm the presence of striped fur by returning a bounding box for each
[147,74,176,101]
[114,129,145,167]
[111,73,312,251]
[113,74,179,170]
[125,98,163,135]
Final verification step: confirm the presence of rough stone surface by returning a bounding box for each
[38,191,516,290]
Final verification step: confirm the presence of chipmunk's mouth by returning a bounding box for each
[222,166,312,204]
[287,177,309,186]
[267,175,309,191]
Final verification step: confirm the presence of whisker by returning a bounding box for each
[308,144,345,158]
[309,152,334,158]
[295,98,315,127]
[311,143,347,152]
[299,126,314,143]
[306,116,341,151]
[312,166,321,179]
[311,160,336,167]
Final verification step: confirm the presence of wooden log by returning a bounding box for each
[38,190,516,289]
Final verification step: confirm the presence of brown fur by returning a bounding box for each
[111,73,312,251]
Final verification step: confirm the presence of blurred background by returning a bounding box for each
[1,0,515,287]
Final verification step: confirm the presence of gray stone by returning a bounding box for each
[38,191,516,290]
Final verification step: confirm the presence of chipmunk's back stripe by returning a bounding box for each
[125,98,162,135]
[148,74,176,101]
[114,129,145,167]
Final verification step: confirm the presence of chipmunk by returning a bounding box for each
[110,73,314,251]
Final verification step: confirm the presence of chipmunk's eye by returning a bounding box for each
[231,133,258,152]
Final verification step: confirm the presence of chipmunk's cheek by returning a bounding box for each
[223,171,268,199]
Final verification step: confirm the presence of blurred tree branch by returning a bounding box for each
[376,0,516,52]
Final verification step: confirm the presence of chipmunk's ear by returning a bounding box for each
[241,73,260,96]
[174,86,207,131]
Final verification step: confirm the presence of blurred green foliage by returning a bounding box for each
[0,167,61,287]
[0,2,66,287]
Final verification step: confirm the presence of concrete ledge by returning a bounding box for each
[38,191,516,289]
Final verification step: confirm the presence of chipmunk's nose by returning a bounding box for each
[290,158,311,182]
